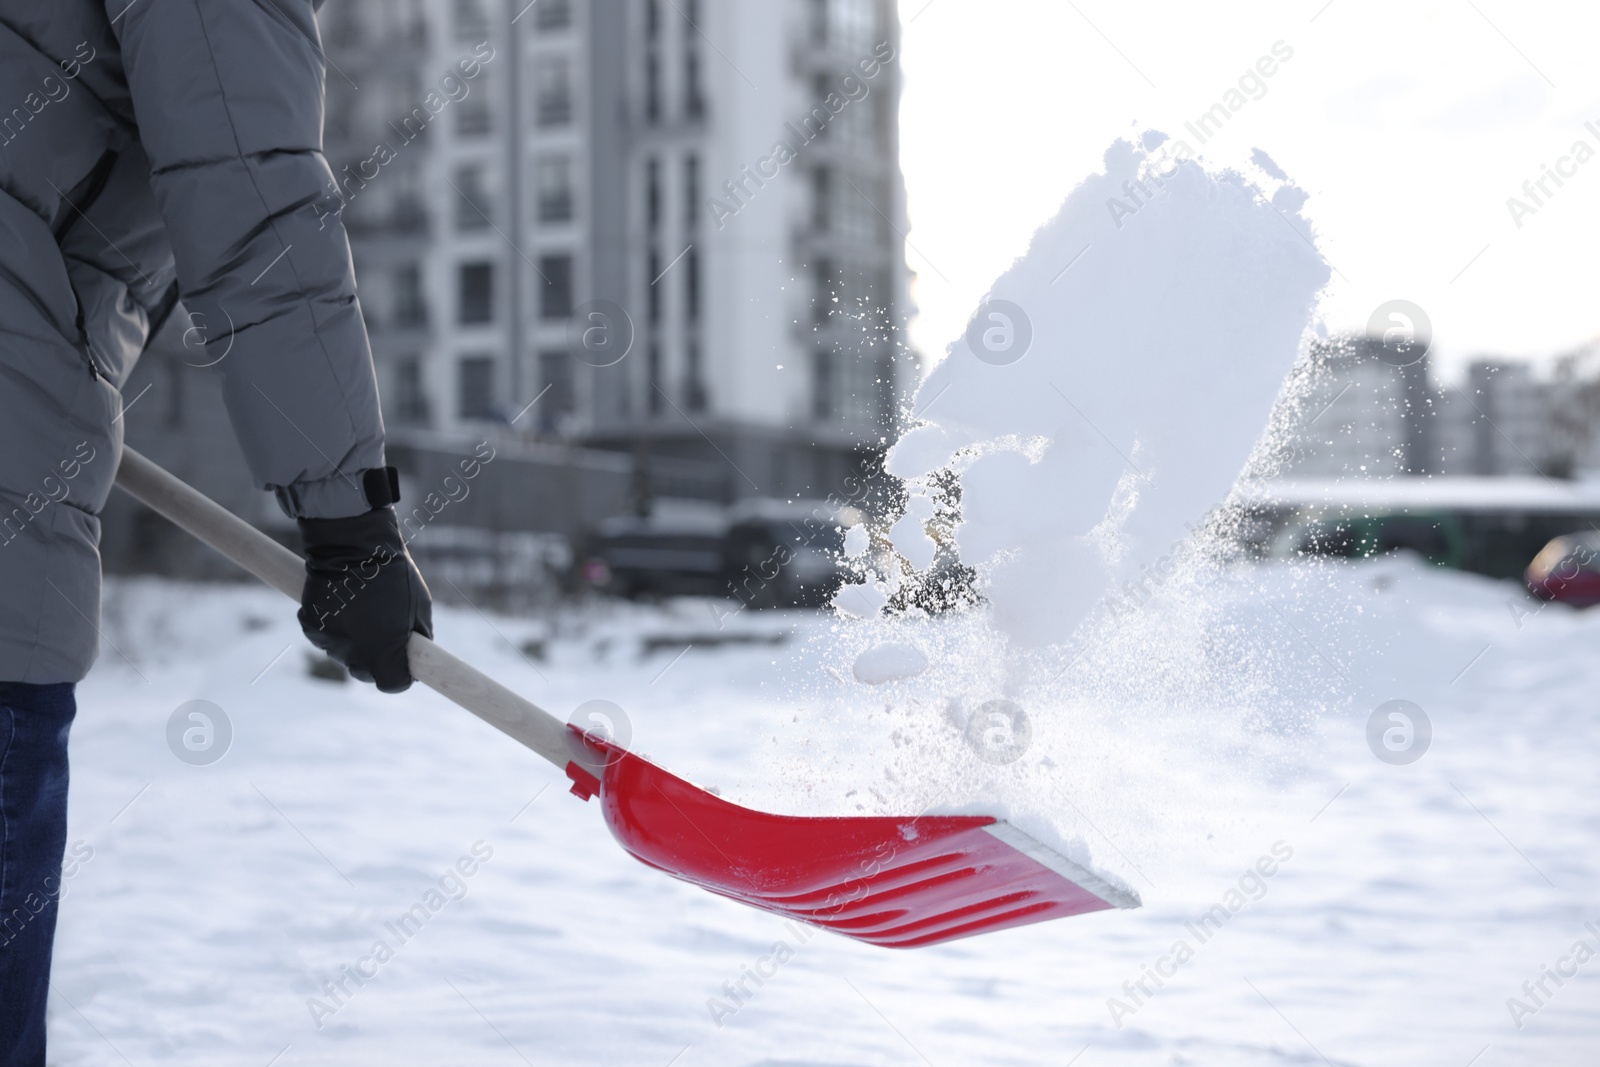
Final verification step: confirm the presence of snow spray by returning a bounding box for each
[777,132,1339,902]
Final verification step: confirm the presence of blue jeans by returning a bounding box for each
[0,683,75,1067]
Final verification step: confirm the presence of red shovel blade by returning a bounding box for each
[565,728,1139,948]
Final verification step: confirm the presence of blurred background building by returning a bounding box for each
[1274,337,1600,480]
[322,0,913,497]
[1247,336,1600,581]
[99,0,1600,598]
[105,0,915,596]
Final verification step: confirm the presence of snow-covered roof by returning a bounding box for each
[1237,476,1600,512]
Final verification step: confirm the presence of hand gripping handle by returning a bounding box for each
[114,446,597,777]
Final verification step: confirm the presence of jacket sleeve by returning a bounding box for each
[109,0,385,519]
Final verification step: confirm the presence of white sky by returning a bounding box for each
[895,0,1600,382]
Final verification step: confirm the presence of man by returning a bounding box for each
[0,4,432,1062]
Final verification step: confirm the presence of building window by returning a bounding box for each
[394,356,430,426]
[536,59,572,127]
[805,74,832,141]
[685,247,700,323]
[453,0,489,40]
[685,154,699,226]
[814,0,874,50]
[813,259,834,324]
[458,356,495,420]
[833,90,876,148]
[453,164,492,230]
[536,155,573,222]
[538,254,574,319]
[535,0,571,30]
[395,105,432,145]
[811,350,832,420]
[812,167,831,232]
[393,263,427,327]
[685,340,707,412]
[536,350,576,433]
[645,51,660,124]
[685,48,705,119]
[819,265,871,321]
[456,95,492,136]
[646,156,661,230]
[839,175,880,243]
[875,354,896,428]
[647,247,662,324]
[811,171,879,244]
[392,191,428,234]
[458,261,493,324]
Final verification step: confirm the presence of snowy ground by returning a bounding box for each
[47,559,1600,1066]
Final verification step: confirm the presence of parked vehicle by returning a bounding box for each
[722,499,866,608]
[1525,531,1600,607]
[1242,478,1600,578]
[590,499,731,599]
[589,497,868,606]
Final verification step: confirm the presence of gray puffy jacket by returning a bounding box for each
[0,1,386,683]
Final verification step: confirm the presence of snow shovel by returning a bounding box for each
[115,446,1139,947]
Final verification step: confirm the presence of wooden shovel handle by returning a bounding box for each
[114,446,583,773]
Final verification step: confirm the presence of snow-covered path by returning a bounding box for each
[47,562,1600,1066]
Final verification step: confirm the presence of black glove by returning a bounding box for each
[297,507,433,692]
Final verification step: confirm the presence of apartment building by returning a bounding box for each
[1434,362,1553,477]
[1285,338,1427,477]
[322,0,913,501]
[1278,337,1572,479]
